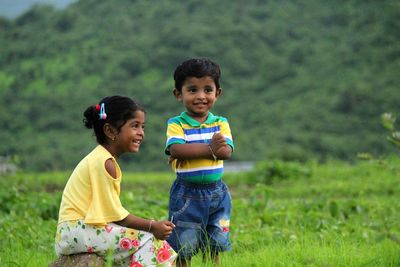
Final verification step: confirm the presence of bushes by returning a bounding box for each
[382,112,400,151]
[244,160,312,184]
[0,176,61,220]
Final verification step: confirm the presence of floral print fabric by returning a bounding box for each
[55,220,177,267]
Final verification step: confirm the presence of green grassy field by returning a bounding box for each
[0,158,399,266]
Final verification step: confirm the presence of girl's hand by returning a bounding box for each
[151,220,175,240]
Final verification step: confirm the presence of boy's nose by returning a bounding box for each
[196,92,206,99]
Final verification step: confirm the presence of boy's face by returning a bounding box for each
[174,76,221,121]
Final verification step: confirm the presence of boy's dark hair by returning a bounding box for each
[174,57,221,91]
[83,95,145,144]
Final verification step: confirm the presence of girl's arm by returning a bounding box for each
[104,161,174,240]
[115,214,175,240]
[115,214,151,231]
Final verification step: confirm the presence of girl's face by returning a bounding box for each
[174,76,221,123]
[114,110,145,155]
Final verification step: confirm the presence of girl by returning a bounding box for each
[55,96,177,267]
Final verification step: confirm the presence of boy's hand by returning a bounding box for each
[168,155,175,165]
[151,220,175,240]
[209,133,227,158]
[168,156,185,168]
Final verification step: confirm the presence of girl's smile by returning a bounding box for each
[113,110,145,157]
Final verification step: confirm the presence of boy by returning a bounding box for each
[165,58,234,266]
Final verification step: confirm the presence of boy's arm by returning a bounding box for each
[209,132,232,160]
[169,133,232,160]
[166,118,233,161]
[216,118,234,160]
[169,143,215,160]
[213,144,232,160]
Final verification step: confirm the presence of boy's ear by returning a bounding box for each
[103,123,117,140]
[215,88,222,98]
[173,88,182,101]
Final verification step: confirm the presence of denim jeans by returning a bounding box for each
[167,178,232,259]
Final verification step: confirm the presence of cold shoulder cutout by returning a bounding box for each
[105,158,117,179]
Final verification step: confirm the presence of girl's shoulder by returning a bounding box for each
[88,145,113,160]
[104,158,118,179]
[87,146,122,179]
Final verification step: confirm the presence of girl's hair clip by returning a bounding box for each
[98,103,107,120]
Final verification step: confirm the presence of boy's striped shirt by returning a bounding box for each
[165,112,234,183]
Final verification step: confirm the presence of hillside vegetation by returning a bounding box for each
[0,0,399,171]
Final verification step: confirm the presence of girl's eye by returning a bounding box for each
[132,124,145,130]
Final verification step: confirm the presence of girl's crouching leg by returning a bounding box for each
[55,220,176,266]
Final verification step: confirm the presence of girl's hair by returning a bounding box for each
[83,95,145,144]
[173,57,221,91]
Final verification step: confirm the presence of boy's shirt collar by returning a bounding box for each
[180,111,216,126]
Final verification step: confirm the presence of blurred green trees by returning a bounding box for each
[0,0,399,171]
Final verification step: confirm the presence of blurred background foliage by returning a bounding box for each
[0,0,399,171]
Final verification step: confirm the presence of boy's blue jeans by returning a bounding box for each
[167,177,232,259]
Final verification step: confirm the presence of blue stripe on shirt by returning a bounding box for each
[186,139,210,144]
[183,126,220,135]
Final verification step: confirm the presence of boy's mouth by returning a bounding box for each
[194,102,207,106]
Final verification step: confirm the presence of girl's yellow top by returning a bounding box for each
[58,145,129,226]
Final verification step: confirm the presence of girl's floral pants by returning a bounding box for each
[55,220,177,267]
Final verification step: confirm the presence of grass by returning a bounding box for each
[0,157,399,266]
